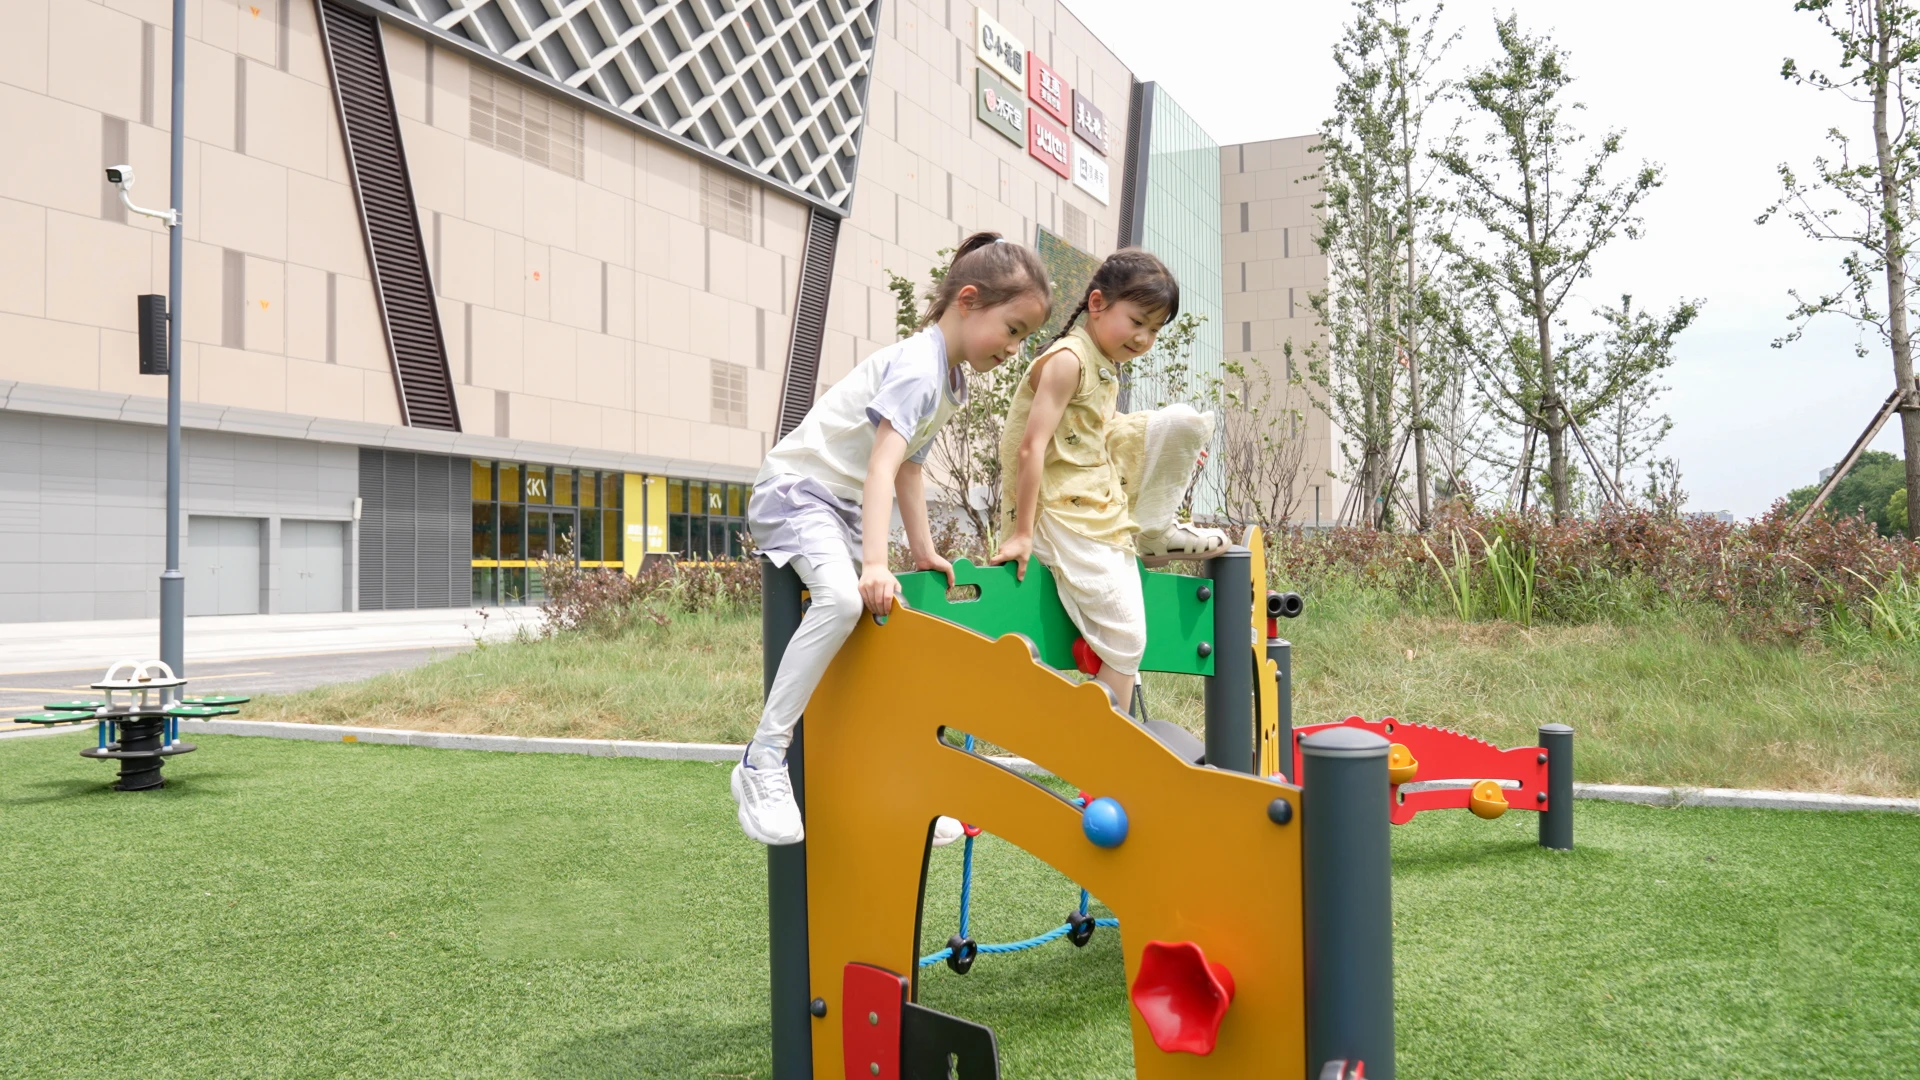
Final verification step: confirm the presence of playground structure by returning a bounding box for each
[761,528,1572,1079]
[10,660,248,791]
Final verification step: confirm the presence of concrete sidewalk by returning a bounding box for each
[0,607,546,676]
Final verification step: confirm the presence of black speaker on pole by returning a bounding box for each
[137,293,169,375]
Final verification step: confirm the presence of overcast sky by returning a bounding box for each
[1064,0,1900,517]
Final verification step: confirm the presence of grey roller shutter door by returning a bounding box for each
[355,448,470,610]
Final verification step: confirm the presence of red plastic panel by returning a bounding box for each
[843,963,908,1080]
[1292,716,1551,825]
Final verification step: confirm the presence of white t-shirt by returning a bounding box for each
[756,326,967,502]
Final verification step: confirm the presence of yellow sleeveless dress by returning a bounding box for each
[998,326,1153,675]
[998,325,1148,548]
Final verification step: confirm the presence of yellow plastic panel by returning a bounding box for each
[802,606,1305,1079]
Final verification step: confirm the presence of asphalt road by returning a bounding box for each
[0,646,470,714]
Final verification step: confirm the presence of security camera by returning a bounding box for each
[104,165,177,226]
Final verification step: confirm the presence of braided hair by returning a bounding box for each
[919,232,1053,327]
[1040,247,1181,352]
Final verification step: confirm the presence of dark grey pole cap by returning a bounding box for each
[1538,723,1573,734]
[1299,727,1389,758]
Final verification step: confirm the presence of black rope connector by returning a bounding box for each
[1066,911,1096,947]
[945,935,978,974]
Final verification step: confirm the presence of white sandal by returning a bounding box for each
[1136,521,1229,559]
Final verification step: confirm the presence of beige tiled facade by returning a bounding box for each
[1221,135,1344,527]
[1,0,1336,621]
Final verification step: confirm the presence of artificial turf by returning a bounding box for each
[2,731,1915,1079]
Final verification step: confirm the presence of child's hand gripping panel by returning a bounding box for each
[894,559,1082,669]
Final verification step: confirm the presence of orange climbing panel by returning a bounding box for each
[802,604,1306,1078]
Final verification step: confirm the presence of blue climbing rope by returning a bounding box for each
[920,737,1118,969]
[919,918,1120,967]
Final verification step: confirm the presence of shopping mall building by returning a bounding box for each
[0,0,1334,622]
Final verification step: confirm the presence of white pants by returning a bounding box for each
[1032,405,1213,678]
[1034,514,1145,676]
[748,553,862,766]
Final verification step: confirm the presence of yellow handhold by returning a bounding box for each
[1468,779,1509,820]
[1387,743,1418,786]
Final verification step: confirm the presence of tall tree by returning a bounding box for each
[1308,0,1456,529]
[1765,0,1920,537]
[1435,17,1696,519]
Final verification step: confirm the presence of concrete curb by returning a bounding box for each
[19,718,1913,814]
[174,718,743,762]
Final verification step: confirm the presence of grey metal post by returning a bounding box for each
[1203,547,1253,773]
[159,0,187,691]
[1538,723,1573,851]
[762,559,812,1079]
[1267,638,1292,781]
[1301,727,1395,1080]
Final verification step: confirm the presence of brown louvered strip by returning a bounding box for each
[316,0,461,432]
[776,209,840,439]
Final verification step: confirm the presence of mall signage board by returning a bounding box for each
[975,8,1025,86]
[1072,138,1110,204]
[976,67,1025,145]
[1073,90,1112,156]
[1027,52,1070,125]
[1028,109,1071,178]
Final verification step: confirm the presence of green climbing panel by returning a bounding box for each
[895,558,1215,676]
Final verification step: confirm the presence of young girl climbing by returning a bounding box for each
[991,248,1228,708]
[733,232,1053,846]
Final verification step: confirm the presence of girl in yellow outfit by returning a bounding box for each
[991,249,1227,706]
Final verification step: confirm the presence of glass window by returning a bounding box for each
[501,504,525,560]
[705,484,726,515]
[605,510,623,562]
[526,466,552,504]
[727,483,744,517]
[669,514,688,558]
[580,470,598,509]
[551,511,576,560]
[472,504,497,560]
[500,464,521,505]
[528,510,551,559]
[555,468,574,507]
[709,519,729,559]
[472,568,495,606]
[471,459,494,502]
[687,481,706,516]
[668,478,686,514]
[604,472,621,509]
[502,567,527,606]
[581,510,602,561]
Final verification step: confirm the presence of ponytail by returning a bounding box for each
[920,231,1053,327]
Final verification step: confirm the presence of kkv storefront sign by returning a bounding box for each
[1072,138,1110,204]
[1028,109,1071,178]
[1027,53,1069,126]
[1073,90,1111,157]
[975,8,1025,86]
[975,67,1025,145]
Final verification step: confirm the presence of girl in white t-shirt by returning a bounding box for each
[733,231,1052,846]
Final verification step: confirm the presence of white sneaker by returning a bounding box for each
[932,816,965,847]
[1136,521,1229,559]
[732,759,805,845]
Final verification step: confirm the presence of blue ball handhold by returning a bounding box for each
[1082,796,1129,848]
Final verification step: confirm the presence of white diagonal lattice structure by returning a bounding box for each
[380,0,879,209]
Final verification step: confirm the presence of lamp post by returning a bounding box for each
[111,1,187,689]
